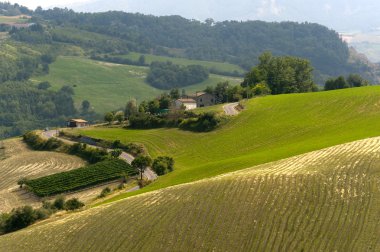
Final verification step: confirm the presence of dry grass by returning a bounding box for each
[0,139,86,212]
[1,137,379,251]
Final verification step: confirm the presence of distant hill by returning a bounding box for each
[34,8,378,83]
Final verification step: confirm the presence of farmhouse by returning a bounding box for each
[193,92,216,107]
[175,98,197,110]
[67,119,88,128]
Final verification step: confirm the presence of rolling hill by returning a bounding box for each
[34,56,242,113]
[74,86,380,203]
[1,136,379,251]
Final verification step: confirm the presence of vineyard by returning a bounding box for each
[26,159,137,197]
[1,137,379,251]
[0,139,85,213]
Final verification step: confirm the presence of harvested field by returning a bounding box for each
[1,137,379,251]
[0,139,86,213]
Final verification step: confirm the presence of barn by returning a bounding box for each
[67,119,88,128]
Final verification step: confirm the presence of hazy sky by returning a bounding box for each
[9,0,380,31]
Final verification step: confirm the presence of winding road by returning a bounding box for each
[223,102,240,116]
[41,130,158,181]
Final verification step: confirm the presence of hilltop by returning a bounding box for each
[1,136,379,251]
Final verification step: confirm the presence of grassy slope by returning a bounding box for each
[34,57,241,113]
[76,86,380,203]
[122,52,246,73]
[1,137,379,251]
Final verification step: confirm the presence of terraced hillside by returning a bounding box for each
[77,86,380,202]
[1,137,379,251]
[34,56,242,113]
[0,139,86,213]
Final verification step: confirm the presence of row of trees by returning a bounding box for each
[147,61,209,89]
[0,196,84,235]
[324,74,370,90]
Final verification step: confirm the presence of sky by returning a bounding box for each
[8,0,380,32]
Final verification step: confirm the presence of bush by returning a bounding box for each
[152,156,175,176]
[4,206,37,233]
[23,131,63,151]
[179,112,222,132]
[68,143,108,164]
[129,113,166,129]
[99,187,112,198]
[137,179,151,188]
[53,196,66,210]
[110,149,122,158]
[64,198,85,211]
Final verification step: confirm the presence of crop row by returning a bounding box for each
[26,159,138,197]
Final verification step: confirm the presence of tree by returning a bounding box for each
[37,81,51,90]
[81,100,90,112]
[324,76,349,91]
[252,82,271,96]
[347,74,370,87]
[17,177,28,188]
[114,111,125,123]
[138,55,146,66]
[104,112,114,124]
[170,88,180,99]
[242,52,315,94]
[125,99,138,118]
[60,85,74,95]
[152,156,174,176]
[131,156,152,180]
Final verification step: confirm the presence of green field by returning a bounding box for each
[1,137,379,251]
[0,15,29,24]
[26,159,136,197]
[122,52,246,74]
[75,86,380,203]
[34,56,242,113]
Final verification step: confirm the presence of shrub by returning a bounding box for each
[4,206,37,233]
[137,179,152,188]
[64,198,85,211]
[68,143,108,164]
[23,131,63,151]
[110,149,122,158]
[53,196,66,210]
[179,112,221,132]
[152,156,175,176]
[129,113,166,129]
[99,187,112,198]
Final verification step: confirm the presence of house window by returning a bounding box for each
[211,99,214,102]
[200,98,203,102]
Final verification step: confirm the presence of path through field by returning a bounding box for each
[1,137,379,251]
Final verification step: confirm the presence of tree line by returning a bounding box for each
[32,8,369,82]
[147,61,209,89]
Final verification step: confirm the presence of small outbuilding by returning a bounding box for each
[175,98,197,110]
[67,119,88,128]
